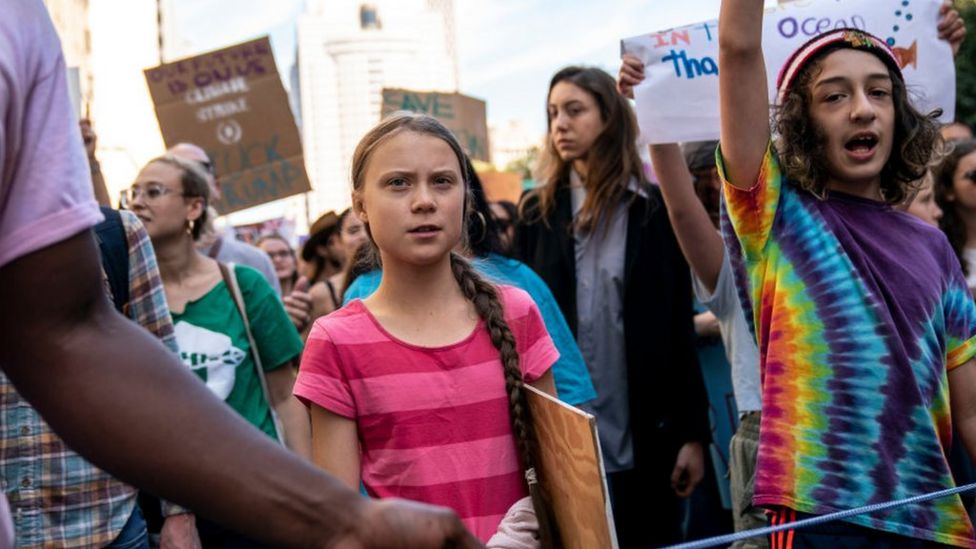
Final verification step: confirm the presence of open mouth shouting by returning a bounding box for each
[843,132,880,162]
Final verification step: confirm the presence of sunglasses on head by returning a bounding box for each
[198,159,215,176]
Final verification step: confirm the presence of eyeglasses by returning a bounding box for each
[121,184,187,208]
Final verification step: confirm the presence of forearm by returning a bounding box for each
[718,0,765,54]
[278,395,312,460]
[0,233,363,547]
[718,0,771,188]
[649,143,724,290]
[90,159,111,207]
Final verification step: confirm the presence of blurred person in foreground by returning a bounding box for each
[0,1,478,547]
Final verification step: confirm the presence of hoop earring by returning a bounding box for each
[473,211,487,244]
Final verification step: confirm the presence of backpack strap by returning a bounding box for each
[95,207,130,315]
[218,262,287,446]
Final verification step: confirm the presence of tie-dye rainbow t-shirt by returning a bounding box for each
[719,144,976,547]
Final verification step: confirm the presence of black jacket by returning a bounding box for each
[514,183,711,471]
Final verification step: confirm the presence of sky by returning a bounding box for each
[166,0,730,135]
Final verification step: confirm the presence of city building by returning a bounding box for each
[295,0,459,220]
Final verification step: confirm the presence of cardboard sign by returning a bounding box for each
[144,37,311,214]
[479,170,523,204]
[525,385,617,549]
[381,89,490,162]
[621,0,954,144]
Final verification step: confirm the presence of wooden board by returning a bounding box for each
[525,385,617,549]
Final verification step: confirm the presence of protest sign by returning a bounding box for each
[621,0,954,144]
[144,37,311,214]
[381,89,490,162]
[479,170,523,204]
[525,385,617,549]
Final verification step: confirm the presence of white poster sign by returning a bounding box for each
[621,0,954,144]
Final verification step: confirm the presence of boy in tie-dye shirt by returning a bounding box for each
[717,0,975,546]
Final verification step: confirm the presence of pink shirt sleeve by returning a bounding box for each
[0,1,102,269]
[505,286,559,384]
[294,320,357,419]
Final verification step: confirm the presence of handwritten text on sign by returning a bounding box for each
[144,37,311,214]
[620,0,953,144]
[381,89,490,163]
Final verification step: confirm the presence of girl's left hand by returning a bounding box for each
[938,0,966,56]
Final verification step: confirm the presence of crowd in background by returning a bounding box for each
[4,0,976,548]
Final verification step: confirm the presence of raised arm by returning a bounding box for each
[718,0,771,189]
[618,54,725,290]
[649,144,725,291]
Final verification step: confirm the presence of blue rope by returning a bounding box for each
[658,481,976,549]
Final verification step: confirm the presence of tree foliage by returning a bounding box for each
[956,0,976,127]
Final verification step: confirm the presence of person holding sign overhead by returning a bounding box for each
[513,66,710,547]
[717,0,974,545]
[619,52,766,545]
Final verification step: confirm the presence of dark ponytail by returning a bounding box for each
[449,252,560,549]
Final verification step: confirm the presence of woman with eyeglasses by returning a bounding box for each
[257,234,299,296]
[936,139,976,295]
[125,155,310,546]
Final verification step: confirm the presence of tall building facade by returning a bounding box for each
[296,0,459,219]
[43,0,93,119]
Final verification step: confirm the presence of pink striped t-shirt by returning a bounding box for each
[294,285,558,541]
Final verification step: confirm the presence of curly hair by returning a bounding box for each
[935,139,976,276]
[773,45,943,204]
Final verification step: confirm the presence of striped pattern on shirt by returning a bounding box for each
[295,285,558,542]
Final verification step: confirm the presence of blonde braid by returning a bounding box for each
[449,253,560,548]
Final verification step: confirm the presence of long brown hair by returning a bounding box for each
[522,66,647,234]
[774,45,943,204]
[936,139,976,275]
[351,112,559,546]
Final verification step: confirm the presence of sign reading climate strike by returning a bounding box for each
[144,37,311,214]
[381,89,490,163]
[620,0,955,144]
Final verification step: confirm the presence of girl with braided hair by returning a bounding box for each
[294,112,559,545]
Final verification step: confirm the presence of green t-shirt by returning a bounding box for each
[172,264,303,440]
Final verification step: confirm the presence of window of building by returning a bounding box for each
[360,5,381,30]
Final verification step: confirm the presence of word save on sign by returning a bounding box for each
[144,36,311,214]
[381,89,490,163]
[620,0,954,144]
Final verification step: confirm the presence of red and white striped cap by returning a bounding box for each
[776,28,902,104]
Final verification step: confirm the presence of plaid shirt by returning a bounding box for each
[0,211,177,548]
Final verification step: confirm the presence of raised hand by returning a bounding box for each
[938,0,966,56]
[617,53,645,99]
[284,276,313,332]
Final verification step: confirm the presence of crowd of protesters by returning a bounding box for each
[4,0,976,547]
